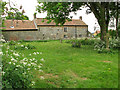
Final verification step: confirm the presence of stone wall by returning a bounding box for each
[2,26,88,41]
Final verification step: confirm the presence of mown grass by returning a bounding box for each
[11,40,118,88]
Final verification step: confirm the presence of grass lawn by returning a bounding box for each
[12,40,118,88]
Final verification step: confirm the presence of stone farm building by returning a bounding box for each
[2,17,88,41]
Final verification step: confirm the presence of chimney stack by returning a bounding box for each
[79,16,82,20]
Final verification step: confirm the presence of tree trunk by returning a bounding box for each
[100,21,109,50]
[100,23,106,41]
[105,33,109,50]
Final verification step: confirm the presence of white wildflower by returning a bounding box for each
[39,70,43,72]
[33,52,36,55]
[33,58,35,60]
[8,62,11,64]
[29,54,31,56]
[40,76,45,80]
[40,63,43,66]
[0,67,2,70]
[23,72,26,75]
[13,52,19,56]
[11,58,15,61]
[16,65,20,67]
[25,47,28,49]
[28,64,31,66]
[37,52,39,54]
[30,59,32,61]
[2,71,5,75]
[40,52,42,54]
[0,39,6,43]
[31,63,36,65]
[23,62,27,65]
[21,45,24,47]
[31,81,35,85]
[13,63,15,65]
[41,58,44,61]
[0,52,3,55]
[0,45,3,47]
[38,66,41,68]
[27,68,30,70]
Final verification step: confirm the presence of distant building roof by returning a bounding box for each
[2,20,37,30]
[35,18,87,26]
[2,18,88,31]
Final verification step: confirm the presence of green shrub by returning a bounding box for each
[8,40,16,45]
[80,38,95,45]
[109,38,120,49]
[1,43,43,88]
[72,41,81,48]
[94,38,119,53]
[65,38,97,45]
[14,44,36,50]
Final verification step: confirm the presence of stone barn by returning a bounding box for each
[2,17,88,41]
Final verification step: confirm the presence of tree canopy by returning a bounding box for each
[1,1,29,20]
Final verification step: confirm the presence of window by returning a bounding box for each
[64,35,67,38]
[64,27,67,32]
[79,34,82,37]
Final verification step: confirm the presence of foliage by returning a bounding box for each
[14,44,36,50]
[109,30,118,39]
[8,40,16,45]
[94,38,120,53]
[0,35,6,43]
[1,0,29,20]
[109,38,120,49]
[1,41,44,89]
[65,38,98,46]
[72,41,81,48]
[94,40,107,53]
[36,2,84,25]
[0,1,7,28]
[6,11,29,20]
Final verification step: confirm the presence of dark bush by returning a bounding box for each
[72,41,81,48]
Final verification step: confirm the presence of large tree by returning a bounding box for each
[1,0,29,20]
[36,2,119,49]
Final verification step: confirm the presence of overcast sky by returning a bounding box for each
[3,0,116,33]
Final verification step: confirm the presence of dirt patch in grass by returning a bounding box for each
[97,61,112,63]
[80,77,87,80]
[38,73,59,79]
[64,70,88,81]
[45,73,58,78]
[103,61,112,63]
